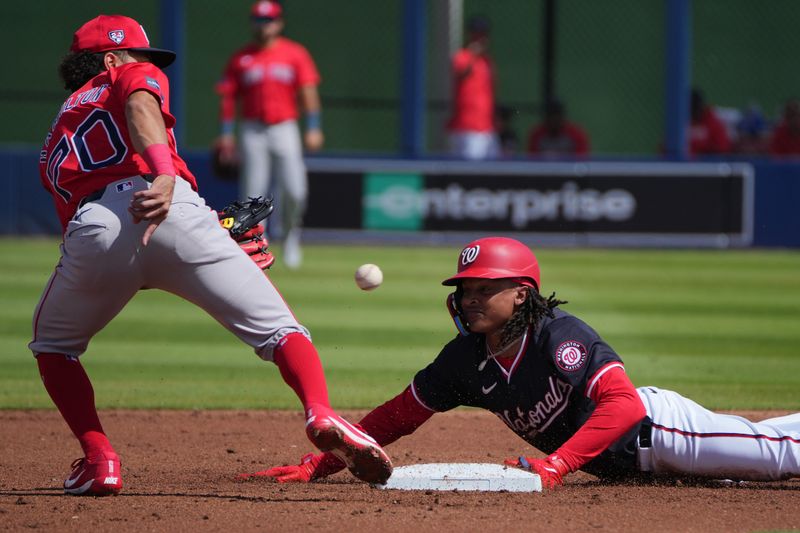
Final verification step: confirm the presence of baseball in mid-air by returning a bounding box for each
[354,263,383,291]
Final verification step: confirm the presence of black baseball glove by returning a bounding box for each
[218,196,276,270]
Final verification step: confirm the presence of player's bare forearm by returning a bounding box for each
[125,90,175,245]
[299,86,323,151]
[299,85,321,115]
[126,90,169,152]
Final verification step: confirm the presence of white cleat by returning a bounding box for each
[283,229,302,270]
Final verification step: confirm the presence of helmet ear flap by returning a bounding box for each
[446,288,470,336]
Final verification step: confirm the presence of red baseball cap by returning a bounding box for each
[251,1,283,20]
[70,15,176,68]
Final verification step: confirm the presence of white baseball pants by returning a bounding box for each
[29,176,308,361]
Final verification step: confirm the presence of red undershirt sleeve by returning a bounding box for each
[312,386,435,479]
[553,364,646,473]
[358,385,435,445]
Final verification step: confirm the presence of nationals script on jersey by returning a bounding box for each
[39,62,197,230]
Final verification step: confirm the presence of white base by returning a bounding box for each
[374,463,542,492]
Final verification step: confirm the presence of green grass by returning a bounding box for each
[2,238,799,410]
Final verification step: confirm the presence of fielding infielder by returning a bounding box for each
[216,0,323,269]
[251,237,800,487]
[32,14,390,497]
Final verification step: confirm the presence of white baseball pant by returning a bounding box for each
[637,386,800,481]
[29,175,308,361]
[239,119,307,236]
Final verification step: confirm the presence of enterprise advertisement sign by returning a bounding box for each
[304,161,753,247]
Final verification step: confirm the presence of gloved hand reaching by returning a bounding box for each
[237,453,323,483]
[504,453,570,489]
[217,196,275,270]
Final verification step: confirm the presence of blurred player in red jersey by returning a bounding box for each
[247,237,800,489]
[527,100,590,158]
[688,88,731,155]
[446,15,500,160]
[32,14,390,497]
[768,99,800,156]
[215,1,323,269]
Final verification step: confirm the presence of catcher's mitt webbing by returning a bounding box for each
[218,196,275,238]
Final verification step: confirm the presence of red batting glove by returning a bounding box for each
[504,453,570,489]
[237,453,321,483]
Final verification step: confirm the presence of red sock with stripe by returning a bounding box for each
[272,333,331,412]
[36,353,113,457]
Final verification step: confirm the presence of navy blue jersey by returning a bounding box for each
[412,308,641,477]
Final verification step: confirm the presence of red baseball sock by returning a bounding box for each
[37,353,112,457]
[272,333,330,412]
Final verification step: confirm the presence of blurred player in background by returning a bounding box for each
[688,88,731,155]
[446,15,499,160]
[216,0,323,269]
[249,237,800,488]
[769,99,800,156]
[527,100,590,157]
[734,103,770,155]
[495,104,521,157]
[32,13,389,497]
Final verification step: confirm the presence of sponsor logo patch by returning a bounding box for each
[108,30,125,45]
[116,180,134,193]
[554,340,587,372]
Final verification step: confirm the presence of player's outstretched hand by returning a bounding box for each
[238,453,321,483]
[129,174,176,246]
[504,454,570,489]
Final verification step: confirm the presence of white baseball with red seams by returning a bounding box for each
[355,264,383,291]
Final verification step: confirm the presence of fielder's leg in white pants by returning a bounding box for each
[241,119,307,269]
[636,386,800,481]
[448,131,500,160]
[29,176,307,361]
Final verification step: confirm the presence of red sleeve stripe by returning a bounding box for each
[585,362,625,398]
[410,381,437,412]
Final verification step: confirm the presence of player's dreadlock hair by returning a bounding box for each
[498,287,566,350]
[58,51,127,92]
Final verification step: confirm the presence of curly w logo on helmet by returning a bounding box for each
[461,245,480,265]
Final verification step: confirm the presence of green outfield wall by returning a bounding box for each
[1,0,797,155]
